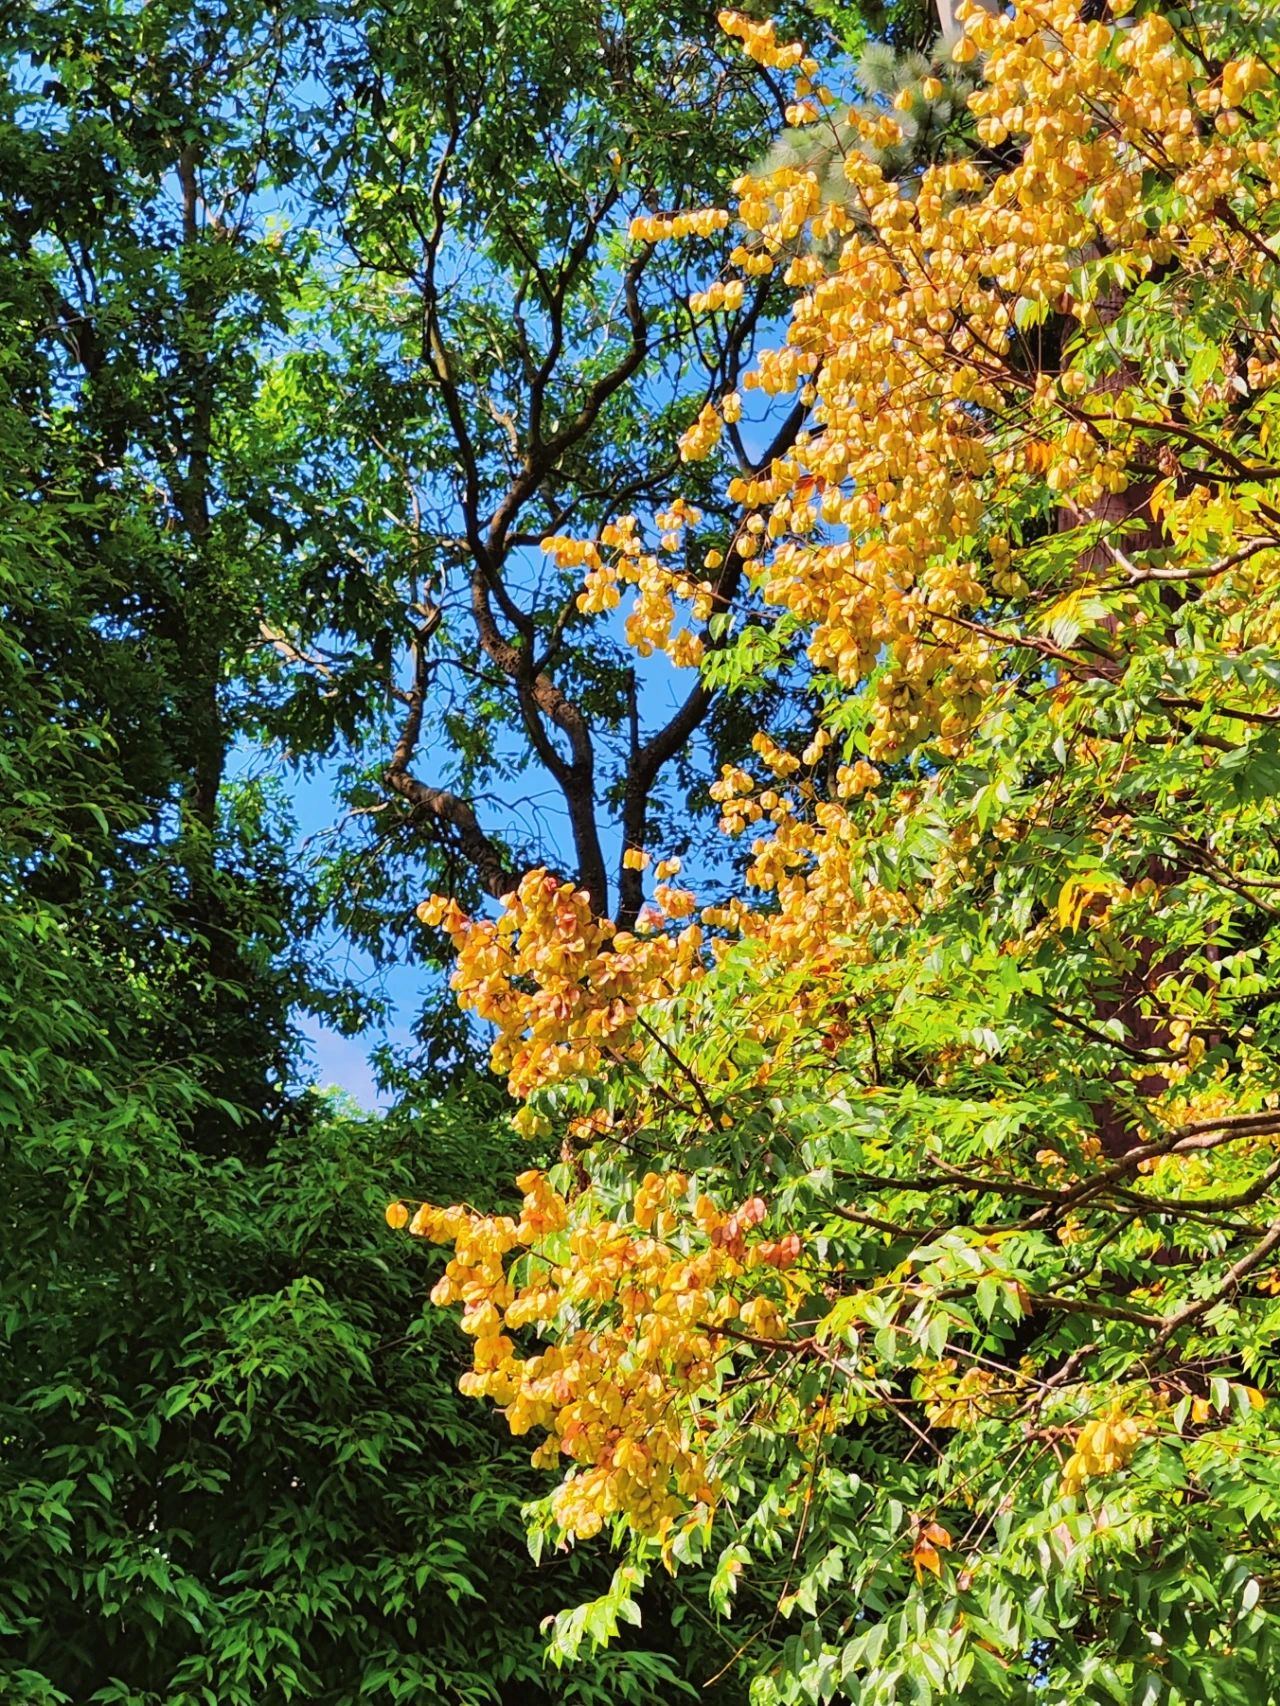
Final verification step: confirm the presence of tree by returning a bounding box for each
[402,2,1280,1700]
[0,0,351,1123]
[3,0,908,1079]
[249,0,832,1008]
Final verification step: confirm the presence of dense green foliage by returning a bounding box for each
[0,374,741,1701]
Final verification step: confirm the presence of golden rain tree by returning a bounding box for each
[390,2,1280,1698]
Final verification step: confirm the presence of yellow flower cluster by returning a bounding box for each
[683,0,1280,761]
[1220,56,1272,111]
[918,1359,1004,1431]
[715,9,809,72]
[390,1171,807,1539]
[553,513,714,664]
[678,400,723,462]
[1061,1406,1149,1498]
[687,278,746,316]
[628,208,729,244]
[419,871,706,1095]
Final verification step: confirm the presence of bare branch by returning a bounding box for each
[257,619,337,683]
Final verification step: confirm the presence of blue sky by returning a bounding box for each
[297,1009,390,1106]
[226,743,422,1109]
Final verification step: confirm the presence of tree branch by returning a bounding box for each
[384,608,526,900]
